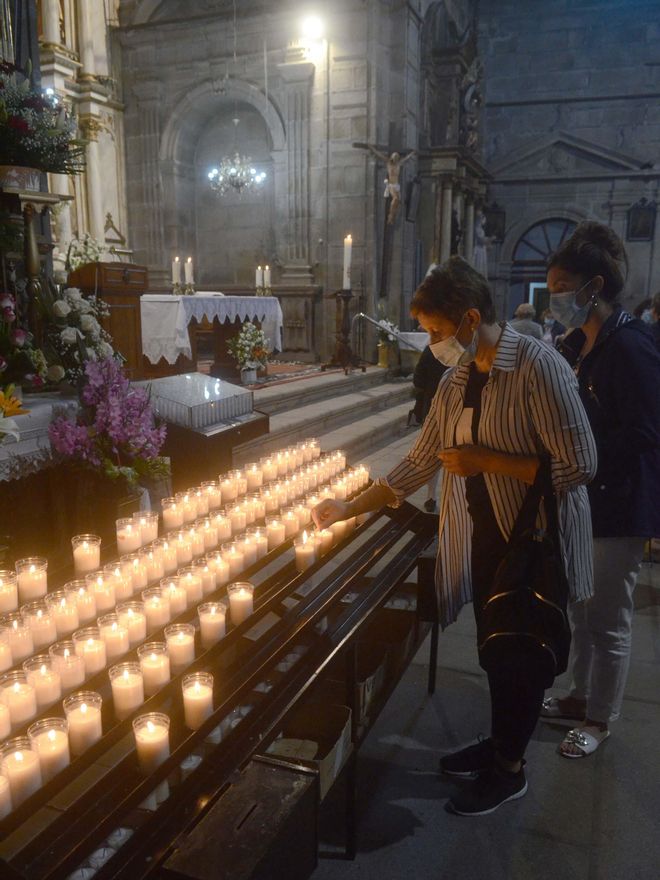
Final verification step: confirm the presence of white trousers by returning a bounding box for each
[569,536,646,723]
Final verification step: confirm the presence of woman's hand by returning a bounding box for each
[438,445,490,477]
[312,499,350,530]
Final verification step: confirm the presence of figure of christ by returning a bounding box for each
[366,146,417,225]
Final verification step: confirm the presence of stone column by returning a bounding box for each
[78,0,108,78]
[464,198,475,265]
[42,0,62,45]
[81,116,105,240]
[440,179,453,264]
[277,60,315,285]
[131,80,166,278]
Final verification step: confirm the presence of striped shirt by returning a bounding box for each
[380,323,598,629]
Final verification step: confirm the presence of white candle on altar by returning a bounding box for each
[172,256,181,284]
[294,530,317,573]
[342,234,352,289]
[49,642,86,692]
[72,536,101,575]
[182,673,213,730]
[109,663,144,720]
[133,713,170,774]
[23,658,62,710]
[142,588,171,632]
[264,265,271,287]
[1,740,42,807]
[255,265,264,289]
[228,582,254,626]
[0,571,18,613]
[64,692,103,755]
[137,643,171,697]
[164,624,195,673]
[15,558,48,602]
[117,603,148,647]
[116,519,142,554]
[0,675,37,727]
[28,719,70,782]
[198,602,227,649]
[184,256,194,284]
[73,628,107,677]
[265,517,286,550]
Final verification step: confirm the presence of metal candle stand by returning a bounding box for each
[322,289,368,375]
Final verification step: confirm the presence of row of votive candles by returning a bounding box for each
[0,669,220,816]
[0,582,255,741]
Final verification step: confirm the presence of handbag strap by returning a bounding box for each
[508,457,559,546]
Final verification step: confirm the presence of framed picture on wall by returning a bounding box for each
[626,198,656,242]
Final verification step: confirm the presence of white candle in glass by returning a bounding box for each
[211,513,232,543]
[28,718,70,782]
[104,563,133,602]
[21,602,57,651]
[72,627,107,677]
[187,527,205,558]
[98,615,130,661]
[317,529,334,556]
[1,739,42,807]
[164,624,195,673]
[173,531,193,566]
[176,493,198,524]
[260,488,279,514]
[228,505,247,534]
[228,582,254,626]
[49,642,86,692]
[220,476,238,505]
[246,464,263,492]
[178,569,203,605]
[63,692,103,755]
[86,573,116,615]
[232,469,248,497]
[5,614,34,663]
[221,543,244,578]
[276,452,288,477]
[200,519,219,550]
[198,602,227,649]
[0,571,18,613]
[137,643,170,697]
[207,553,230,587]
[202,481,222,511]
[109,663,144,720]
[46,592,80,637]
[265,517,286,550]
[71,536,101,575]
[197,563,216,595]
[23,658,62,710]
[140,547,165,583]
[117,603,148,647]
[160,578,187,615]
[240,498,256,526]
[161,540,179,575]
[133,512,159,544]
[142,588,171,632]
[281,509,300,539]
[65,581,97,625]
[294,531,317,572]
[247,528,269,560]
[182,673,213,730]
[161,497,184,531]
[237,536,257,568]
[133,712,170,774]
[0,674,37,727]
[293,503,311,528]
[0,773,12,819]
[15,557,48,602]
[116,518,142,554]
[249,494,266,521]
[261,457,278,483]
[193,489,209,517]
[0,702,9,739]
[0,627,12,673]
[330,519,347,542]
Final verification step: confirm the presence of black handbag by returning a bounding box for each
[477,458,571,688]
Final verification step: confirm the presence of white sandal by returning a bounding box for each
[559,725,610,759]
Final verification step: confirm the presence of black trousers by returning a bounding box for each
[471,526,547,763]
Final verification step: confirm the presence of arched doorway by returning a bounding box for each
[509,218,576,318]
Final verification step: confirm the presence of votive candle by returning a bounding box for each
[49,641,86,692]
[71,535,101,575]
[164,623,195,674]
[137,642,170,697]
[228,582,254,626]
[109,663,144,720]
[28,717,70,782]
[23,656,62,710]
[65,581,97,625]
[72,626,107,677]
[63,691,102,755]
[198,602,227,649]
[15,557,48,603]
[117,602,148,647]
[182,672,213,730]
[1,738,42,807]
[0,571,18,613]
[116,518,142,554]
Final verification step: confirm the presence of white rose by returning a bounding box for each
[53,300,71,318]
[80,315,100,335]
[60,326,81,346]
[65,288,83,301]
[76,298,93,314]
[99,341,114,358]
[46,364,66,383]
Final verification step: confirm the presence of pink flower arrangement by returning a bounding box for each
[49,357,169,487]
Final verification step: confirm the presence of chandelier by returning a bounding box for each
[207,121,267,196]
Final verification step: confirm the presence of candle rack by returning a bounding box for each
[322,289,368,375]
[0,498,436,880]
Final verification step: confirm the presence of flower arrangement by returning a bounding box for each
[0,60,85,174]
[65,234,105,271]
[0,384,28,443]
[48,357,169,488]
[377,318,399,344]
[227,321,270,371]
[0,291,48,388]
[38,283,114,384]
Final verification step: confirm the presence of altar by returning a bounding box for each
[140,294,284,379]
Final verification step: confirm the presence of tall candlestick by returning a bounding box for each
[342,234,352,289]
[63,692,103,755]
[182,672,213,730]
[172,256,181,285]
[71,535,101,575]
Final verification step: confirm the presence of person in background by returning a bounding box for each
[541,308,565,346]
[650,291,660,346]
[633,297,652,322]
[313,257,596,816]
[510,302,542,339]
[410,336,448,511]
[542,221,660,758]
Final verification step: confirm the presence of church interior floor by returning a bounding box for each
[311,435,660,880]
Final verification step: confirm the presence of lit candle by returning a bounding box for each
[28,718,70,782]
[240,497,256,526]
[0,673,37,727]
[63,691,103,755]
[46,592,80,637]
[72,626,107,677]
[164,623,195,674]
[1,739,42,807]
[261,457,278,483]
[15,557,48,602]
[0,571,18,613]
[176,492,198,524]
[104,562,133,602]
[142,588,171,632]
[109,663,144,720]
[281,508,300,539]
[160,540,179,575]
[182,672,213,730]
[86,573,116,615]
[0,774,12,819]
[260,488,279,514]
[206,552,230,587]
[264,264,271,287]
[187,526,205,558]
[179,568,203,605]
[117,602,148,647]
[211,512,232,543]
[161,497,184,531]
[0,627,12,673]
[4,613,34,663]
[255,265,264,289]
[317,528,334,556]
[49,642,86,692]
[173,531,193,566]
[198,602,227,649]
[133,512,159,544]
[184,256,194,284]
[116,518,142,554]
[276,452,289,477]
[246,463,263,492]
[221,542,245,578]
[200,518,219,550]
[220,475,238,505]
[342,234,353,288]
[237,535,257,568]
[228,504,246,534]
[294,530,317,572]
[137,643,170,697]
[247,527,269,560]
[194,488,210,517]
[140,546,165,582]
[265,517,286,550]
[71,535,101,575]
[0,701,9,739]
[133,712,170,774]
[172,255,181,285]
[23,657,62,710]
[309,438,321,460]
[197,562,216,595]
[160,577,188,615]
[228,582,254,626]
[201,481,222,511]
[293,503,311,528]
[21,601,57,650]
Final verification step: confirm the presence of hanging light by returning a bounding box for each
[207,119,267,197]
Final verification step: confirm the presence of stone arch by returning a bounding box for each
[500,207,586,265]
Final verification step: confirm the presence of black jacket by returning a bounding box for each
[411,346,447,424]
[561,309,660,539]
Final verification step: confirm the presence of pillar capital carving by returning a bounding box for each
[277,60,315,85]
[79,114,103,141]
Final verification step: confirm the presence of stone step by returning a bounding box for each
[251,366,392,416]
[319,401,419,465]
[233,380,413,464]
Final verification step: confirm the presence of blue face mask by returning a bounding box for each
[549,279,595,329]
[429,314,478,367]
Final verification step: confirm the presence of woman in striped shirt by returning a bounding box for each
[313,256,597,817]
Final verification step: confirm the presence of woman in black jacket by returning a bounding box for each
[542,222,660,757]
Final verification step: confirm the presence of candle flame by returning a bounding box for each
[15,751,23,762]
[81,702,87,713]
[123,669,129,680]
[60,598,66,608]
[40,664,47,675]
[302,530,309,545]
[150,652,156,662]
[48,729,56,742]
[87,638,93,647]
[83,541,89,551]
[147,720,155,732]
[112,622,118,632]
[29,564,35,574]
[37,609,43,619]
[64,648,69,659]
[194,681,201,693]
[13,682,20,693]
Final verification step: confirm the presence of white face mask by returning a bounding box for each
[549,279,595,329]
[429,315,478,367]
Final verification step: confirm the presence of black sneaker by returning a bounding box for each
[447,762,528,817]
[439,737,494,778]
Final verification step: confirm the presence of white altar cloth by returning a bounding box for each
[0,395,78,482]
[140,294,284,365]
[397,331,428,352]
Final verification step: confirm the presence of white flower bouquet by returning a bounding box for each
[227,321,270,370]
